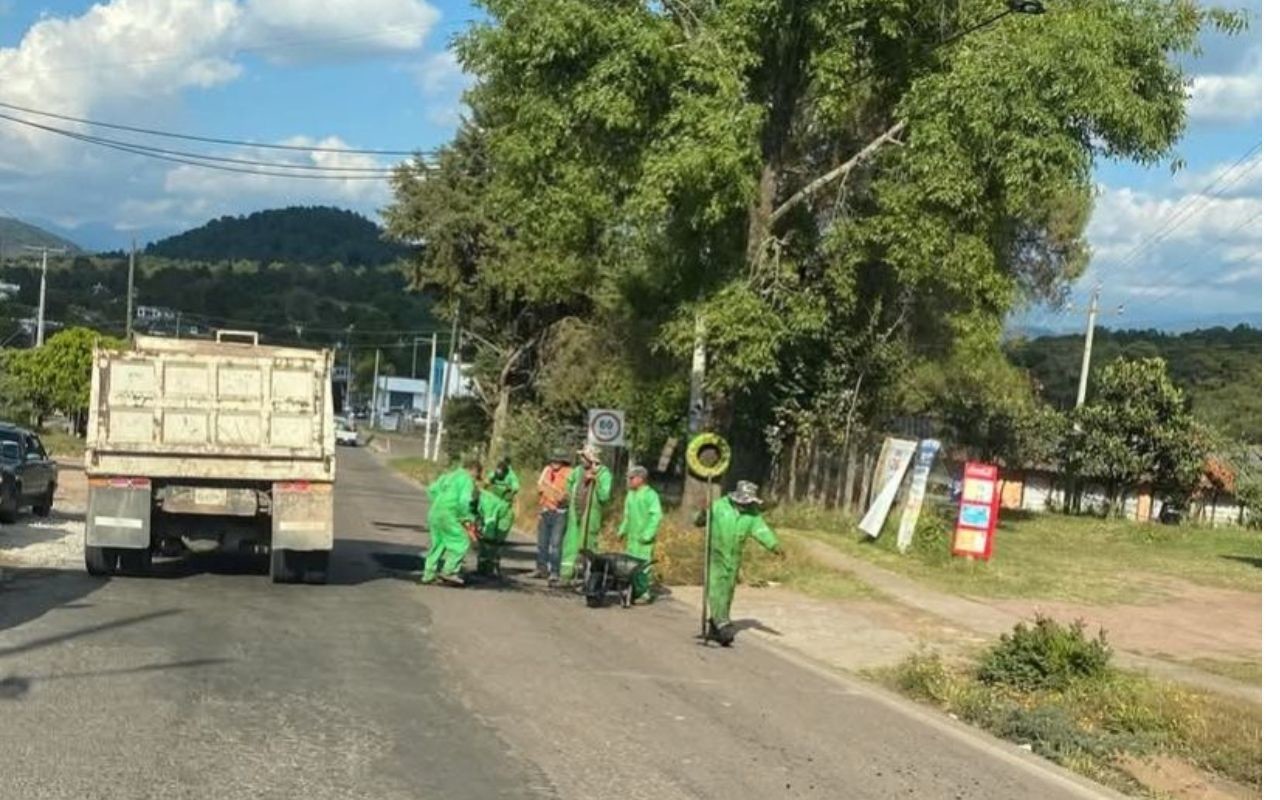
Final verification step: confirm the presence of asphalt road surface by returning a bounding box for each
[0,448,1120,799]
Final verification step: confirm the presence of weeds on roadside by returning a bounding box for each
[876,617,1261,796]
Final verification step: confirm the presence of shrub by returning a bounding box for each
[977,615,1112,691]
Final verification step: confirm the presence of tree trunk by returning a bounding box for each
[487,384,511,464]
[844,442,860,514]
[783,437,793,499]
[805,438,821,505]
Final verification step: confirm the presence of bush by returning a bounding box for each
[977,615,1112,691]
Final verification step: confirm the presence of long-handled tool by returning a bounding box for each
[700,476,713,644]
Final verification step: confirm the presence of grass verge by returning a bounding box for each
[872,618,1261,798]
[38,429,85,459]
[778,503,1261,603]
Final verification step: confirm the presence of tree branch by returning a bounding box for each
[769,120,907,228]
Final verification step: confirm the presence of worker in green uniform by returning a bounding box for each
[702,481,782,646]
[475,487,515,577]
[617,465,662,604]
[422,460,482,586]
[486,456,520,505]
[557,443,613,583]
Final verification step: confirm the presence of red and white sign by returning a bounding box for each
[952,461,999,560]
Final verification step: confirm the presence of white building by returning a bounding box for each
[0,281,19,299]
[373,356,473,418]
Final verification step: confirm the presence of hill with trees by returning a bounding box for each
[0,217,83,259]
[1007,326,1262,443]
[142,206,410,266]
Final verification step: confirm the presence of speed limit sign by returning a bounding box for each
[587,409,626,447]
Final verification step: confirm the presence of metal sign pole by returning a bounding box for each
[701,477,712,644]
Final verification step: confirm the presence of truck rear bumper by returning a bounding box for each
[272,481,334,551]
[86,478,152,549]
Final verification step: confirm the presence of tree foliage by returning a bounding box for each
[1069,357,1208,511]
[2,327,124,425]
[450,0,1239,455]
[142,206,409,266]
[1008,325,1261,443]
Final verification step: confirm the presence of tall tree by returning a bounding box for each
[457,0,1240,456]
[385,121,591,459]
[1070,357,1208,513]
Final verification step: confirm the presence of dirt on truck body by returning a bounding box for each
[84,330,336,583]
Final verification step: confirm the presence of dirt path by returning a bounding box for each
[796,538,1260,703]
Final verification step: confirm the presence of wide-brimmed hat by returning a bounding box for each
[627,465,648,480]
[728,480,762,506]
[549,450,572,464]
[578,443,602,462]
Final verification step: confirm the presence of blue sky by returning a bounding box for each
[0,1,1263,331]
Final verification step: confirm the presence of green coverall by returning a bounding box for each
[475,488,514,576]
[486,466,520,505]
[422,468,477,583]
[558,463,613,579]
[706,496,780,626]
[617,484,662,601]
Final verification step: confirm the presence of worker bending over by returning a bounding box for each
[475,487,514,577]
[422,460,481,586]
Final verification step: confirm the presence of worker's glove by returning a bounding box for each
[465,523,480,543]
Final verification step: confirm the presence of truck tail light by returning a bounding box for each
[88,476,151,489]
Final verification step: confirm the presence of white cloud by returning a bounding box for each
[238,0,439,64]
[0,0,444,242]
[1080,161,1261,317]
[1188,71,1262,123]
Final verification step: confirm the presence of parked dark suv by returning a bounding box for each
[0,423,57,523]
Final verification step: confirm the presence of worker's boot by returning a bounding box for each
[439,574,465,588]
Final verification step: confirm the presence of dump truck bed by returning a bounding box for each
[85,333,335,482]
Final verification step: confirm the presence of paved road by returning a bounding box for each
[0,448,1118,799]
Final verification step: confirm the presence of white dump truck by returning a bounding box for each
[84,331,336,583]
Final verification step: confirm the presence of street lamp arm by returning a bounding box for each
[769,120,906,228]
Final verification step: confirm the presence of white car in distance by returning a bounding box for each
[336,419,360,447]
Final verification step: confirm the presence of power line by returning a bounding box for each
[1095,144,1260,280]
[0,111,401,173]
[0,112,397,180]
[0,99,427,157]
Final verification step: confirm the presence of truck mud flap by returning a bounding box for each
[272,481,334,551]
[86,478,152,548]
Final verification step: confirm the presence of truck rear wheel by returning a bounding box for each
[118,547,152,576]
[85,546,117,576]
[302,551,330,585]
[32,485,55,517]
[270,548,300,584]
[0,483,18,524]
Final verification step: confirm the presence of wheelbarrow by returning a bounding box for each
[577,550,648,609]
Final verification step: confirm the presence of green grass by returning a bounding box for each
[38,428,85,459]
[627,523,878,601]
[780,504,1261,604]
[1182,657,1262,686]
[875,646,1261,797]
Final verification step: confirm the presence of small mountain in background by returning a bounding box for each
[0,217,84,259]
[144,206,410,267]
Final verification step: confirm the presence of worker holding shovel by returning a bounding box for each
[557,443,613,583]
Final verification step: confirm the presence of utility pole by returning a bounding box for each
[433,307,461,462]
[23,245,66,346]
[371,349,382,430]
[344,325,354,415]
[125,239,136,339]
[1073,286,1124,407]
[410,335,433,380]
[175,311,182,339]
[423,332,438,459]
